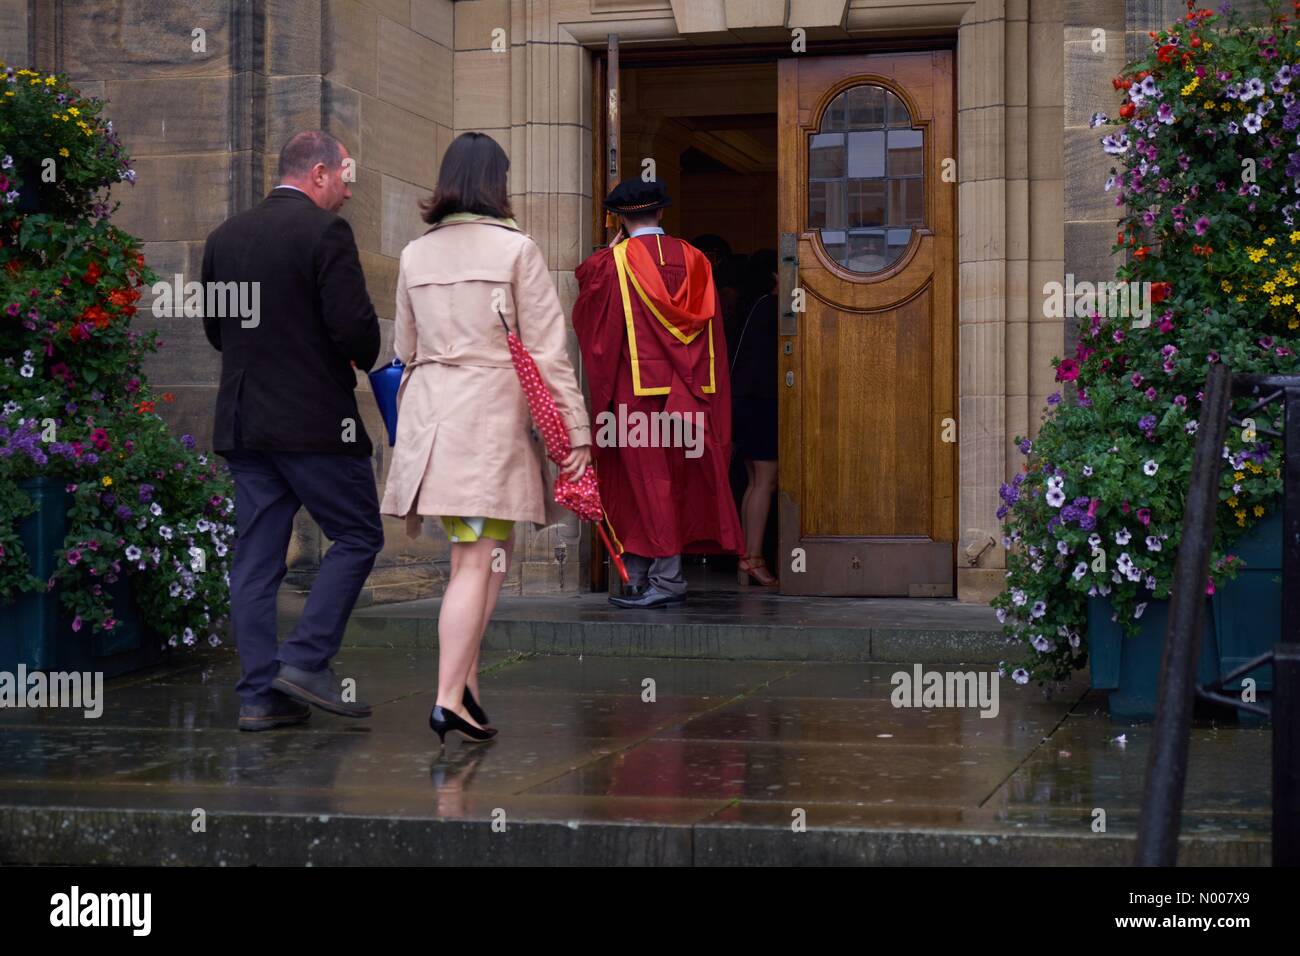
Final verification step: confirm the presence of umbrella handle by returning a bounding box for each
[595,521,629,584]
[496,306,510,334]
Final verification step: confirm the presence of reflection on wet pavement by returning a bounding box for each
[0,648,1272,863]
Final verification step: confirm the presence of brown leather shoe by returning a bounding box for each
[238,695,311,732]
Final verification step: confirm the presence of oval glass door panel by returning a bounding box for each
[808,85,923,274]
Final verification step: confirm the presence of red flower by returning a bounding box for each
[1112,75,1129,90]
[1120,101,1136,119]
[1151,281,1172,303]
[1134,246,1151,261]
[82,261,101,286]
[1157,44,1177,63]
[162,392,175,403]
[81,304,110,329]
[1055,359,1080,382]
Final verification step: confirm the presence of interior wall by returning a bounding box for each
[680,171,778,255]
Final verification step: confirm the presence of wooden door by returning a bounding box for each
[777,52,955,596]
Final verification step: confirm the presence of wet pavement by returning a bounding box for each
[0,647,1271,865]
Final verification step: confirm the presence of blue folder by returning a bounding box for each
[368,358,404,447]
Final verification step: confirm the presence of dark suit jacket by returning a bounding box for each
[201,187,381,457]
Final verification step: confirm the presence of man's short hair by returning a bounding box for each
[278,131,344,180]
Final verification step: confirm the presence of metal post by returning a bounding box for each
[1275,388,1300,865]
[1136,362,1232,866]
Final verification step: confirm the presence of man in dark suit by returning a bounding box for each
[202,130,384,731]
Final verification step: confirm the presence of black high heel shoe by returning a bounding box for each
[463,687,491,728]
[429,704,498,743]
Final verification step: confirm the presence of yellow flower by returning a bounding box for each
[66,106,79,116]
[58,147,68,157]
[1181,76,1200,96]
[1234,471,1244,481]
[1248,462,1263,474]
[1291,318,1299,330]
[1265,237,1277,246]
[1254,505,1265,517]
[1228,496,1239,507]
[1291,231,1300,243]
[1271,295,1282,306]
[101,476,113,488]
[1236,510,1247,525]
[1221,280,1234,292]
[43,76,56,86]
[2,92,11,98]
[1204,42,1212,50]
[1263,281,1277,293]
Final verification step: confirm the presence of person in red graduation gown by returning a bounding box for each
[573,177,743,608]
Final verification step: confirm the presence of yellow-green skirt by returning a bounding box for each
[440,515,514,543]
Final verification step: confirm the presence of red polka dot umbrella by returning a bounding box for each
[499,308,628,584]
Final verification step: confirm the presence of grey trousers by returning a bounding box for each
[622,553,687,596]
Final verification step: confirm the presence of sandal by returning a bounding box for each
[738,555,779,587]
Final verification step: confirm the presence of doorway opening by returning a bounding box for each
[613,61,781,591]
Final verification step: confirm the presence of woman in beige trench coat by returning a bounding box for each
[379,133,591,742]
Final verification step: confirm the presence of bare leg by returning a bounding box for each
[435,537,497,730]
[744,459,778,559]
[740,459,757,554]
[466,533,513,701]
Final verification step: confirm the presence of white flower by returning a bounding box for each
[1057,540,1069,555]
[1031,600,1047,619]
[22,349,32,362]
[196,519,210,533]
[1117,553,1133,574]
[1073,562,1088,581]
[1186,420,1198,434]
[182,588,195,601]
[996,607,1007,624]
[159,526,173,540]
[215,542,228,557]
[1068,632,1081,649]
[183,628,196,646]
[1031,635,1052,653]
[1134,602,1148,620]
[1244,77,1266,100]
[1012,668,1030,685]
[1090,111,1108,128]
[1098,582,1112,596]
[124,545,142,561]
[150,502,162,516]
[1146,575,1158,590]
[2,401,18,415]
[1082,465,1093,477]
[1126,563,1143,583]
[19,364,34,378]
[1145,535,1162,552]
[1116,528,1131,545]
[1243,112,1263,134]
[1012,589,1027,606]
[208,634,221,648]
[1088,533,1101,548]
[1046,487,1066,508]
[1143,459,1159,476]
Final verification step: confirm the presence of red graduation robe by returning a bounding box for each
[573,233,743,559]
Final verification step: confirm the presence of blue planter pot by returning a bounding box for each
[1088,594,1220,721]
[0,477,165,678]
[1211,511,1281,694]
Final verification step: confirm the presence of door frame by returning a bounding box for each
[587,37,960,595]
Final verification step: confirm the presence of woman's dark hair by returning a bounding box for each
[420,132,513,225]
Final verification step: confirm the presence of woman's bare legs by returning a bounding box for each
[435,536,503,729]
[742,458,778,559]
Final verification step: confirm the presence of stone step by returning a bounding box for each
[342,591,1012,664]
[0,800,1265,866]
